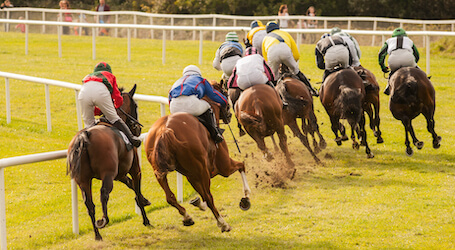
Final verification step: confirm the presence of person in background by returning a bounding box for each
[15,16,25,33]
[245,20,267,56]
[169,65,228,144]
[96,0,110,36]
[305,6,318,28]
[378,28,420,95]
[58,0,72,35]
[330,27,362,67]
[315,33,351,82]
[262,21,318,96]
[79,62,142,147]
[213,32,244,83]
[0,0,13,8]
[278,4,290,28]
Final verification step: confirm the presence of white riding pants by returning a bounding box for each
[170,95,211,116]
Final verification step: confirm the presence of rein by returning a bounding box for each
[118,107,143,127]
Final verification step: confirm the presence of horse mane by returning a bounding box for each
[334,86,362,123]
[67,130,90,179]
[391,76,419,105]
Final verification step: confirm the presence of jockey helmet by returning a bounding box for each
[182,65,202,76]
[266,21,279,33]
[392,28,407,37]
[250,20,264,29]
[330,27,342,35]
[94,62,112,73]
[225,32,239,42]
[245,47,258,56]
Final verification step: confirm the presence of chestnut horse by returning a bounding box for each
[276,72,326,164]
[145,81,251,233]
[388,67,441,156]
[320,68,374,158]
[354,65,384,144]
[67,85,150,241]
[235,84,295,167]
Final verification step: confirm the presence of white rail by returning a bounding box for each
[0,72,180,250]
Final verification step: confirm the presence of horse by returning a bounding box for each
[67,85,150,241]
[354,65,384,144]
[388,67,441,156]
[319,68,374,158]
[235,84,295,168]
[144,80,251,233]
[276,70,326,164]
[226,81,246,137]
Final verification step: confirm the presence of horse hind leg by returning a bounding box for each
[424,114,442,149]
[128,155,151,226]
[408,120,424,150]
[156,173,194,226]
[96,176,114,229]
[401,120,414,156]
[79,182,103,241]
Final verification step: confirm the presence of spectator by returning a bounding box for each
[58,0,72,35]
[15,16,25,33]
[305,6,318,28]
[278,4,290,28]
[96,0,110,36]
[0,0,13,9]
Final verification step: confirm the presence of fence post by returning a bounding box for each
[58,26,62,58]
[75,90,82,130]
[115,14,118,38]
[150,17,154,39]
[92,28,96,60]
[171,17,174,40]
[0,168,7,250]
[134,14,137,39]
[212,17,216,42]
[42,11,46,34]
[127,29,131,62]
[71,179,79,235]
[45,84,52,132]
[162,30,166,65]
[372,20,377,46]
[199,30,203,65]
[193,18,196,40]
[426,35,430,75]
[5,78,10,124]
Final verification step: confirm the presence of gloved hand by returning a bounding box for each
[381,66,390,73]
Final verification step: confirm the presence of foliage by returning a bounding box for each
[0,31,455,249]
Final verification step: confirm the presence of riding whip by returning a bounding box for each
[221,111,241,154]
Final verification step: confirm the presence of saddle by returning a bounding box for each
[95,119,134,151]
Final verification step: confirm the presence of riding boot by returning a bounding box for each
[197,109,224,144]
[297,71,319,97]
[113,120,142,147]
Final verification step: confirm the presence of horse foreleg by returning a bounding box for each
[276,128,295,168]
[252,134,273,161]
[79,181,103,241]
[239,170,251,211]
[97,175,114,229]
[424,113,441,149]
[330,116,342,145]
[373,101,383,143]
[351,125,360,150]
[408,120,423,150]
[288,119,321,164]
[187,172,231,232]
[360,115,374,158]
[129,155,151,226]
[156,172,194,226]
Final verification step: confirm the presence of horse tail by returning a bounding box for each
[391,78,419,105]
[152,127,180,175]
[240,110,266,134]
[67,130,90,179]
[335,87,363,126]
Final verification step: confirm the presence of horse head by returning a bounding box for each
[118,84,142,136]
[209,80,232,124]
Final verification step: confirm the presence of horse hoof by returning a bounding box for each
[183,218,195,227]
[377,137,384,144]
[189,197,201,207]
[140,197,151,207]
[416,141,424,150]
[341,135,349,141]
[221,224,232,233]
[320,140,327,149]
[95,234,103,241]
[239,130,246,137]
[406,147,414,156]
[239,197,251,211]
[95,218,108,229]
[352,143,360,150]
[433,136,442,149]
[367,152,374,159]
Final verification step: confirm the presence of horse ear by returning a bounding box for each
[129,84,137,96]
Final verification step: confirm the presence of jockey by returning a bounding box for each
[246,20,267,56]
[330,27,362,67]
[378,28,420,95]
[78,62,141,147]
[213,32,244,81]
[262,21,319,97]
[227,47,275,91]
[169,65,228,144]
[315,33,352,81]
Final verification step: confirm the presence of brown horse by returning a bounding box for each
[145,81,250,233]
[227,84,246,136]
[235,84,295,167]
[276,72,326,164]
[388,67,441,156]
[67,85,150,241]
[354,66,383,144]
[320,68,374,158]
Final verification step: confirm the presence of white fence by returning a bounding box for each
[0,71,182,250]
[2,18,455,75]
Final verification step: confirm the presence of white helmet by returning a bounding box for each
[182,65,202,76]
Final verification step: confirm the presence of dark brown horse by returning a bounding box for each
[276,72,326,164]
[67,85,150,241]
[388,67,441,156]
[235,84,295,167]
[227,84,246,136]
[145,81,250,232]
[354,65,384,144]
[320,68,374,158]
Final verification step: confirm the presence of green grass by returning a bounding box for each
[1,31,455,249]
